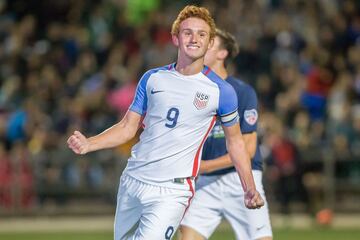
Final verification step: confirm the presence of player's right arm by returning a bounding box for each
[67,110,142,155]
[68,69,151,155]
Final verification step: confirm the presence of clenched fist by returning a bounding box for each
[67,131,90,155]
[244,188,264,209]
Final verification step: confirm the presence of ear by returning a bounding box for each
[172,34,179,47]
[218,49,228,61]
[208,38,214,50]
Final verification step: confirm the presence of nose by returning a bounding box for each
[190,33,199,43]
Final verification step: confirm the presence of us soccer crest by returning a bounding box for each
[244,109,258,125]
[193,92,210,110]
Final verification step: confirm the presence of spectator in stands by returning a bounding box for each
[0,0,359,213]
[0,142,11,209]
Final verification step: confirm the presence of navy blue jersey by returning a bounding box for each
[202,76,263,176]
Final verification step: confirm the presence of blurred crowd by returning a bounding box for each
[0,0,359,213]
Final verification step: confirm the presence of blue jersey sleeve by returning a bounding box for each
[217,83,239,127]
[129,71,151,115]
[238,85,258,133]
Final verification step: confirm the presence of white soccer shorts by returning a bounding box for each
[181,170,273,239]
[114,173,194,240]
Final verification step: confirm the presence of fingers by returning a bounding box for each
[257,196,265,207]
[67,131,88,155]
[245,190,264,209]
[251,191,264,208]
[74,131,86,141]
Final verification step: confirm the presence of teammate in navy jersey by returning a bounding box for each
[180,29,273,240]
[68,6,263,240]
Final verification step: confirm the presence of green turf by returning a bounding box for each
[0,228,360,240]
[210,228,360,240]
[273,228,360,240]
[0,232,112,240]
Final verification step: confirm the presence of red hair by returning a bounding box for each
[171,5,216,39]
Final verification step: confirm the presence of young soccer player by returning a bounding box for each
[67,6,263,240]
[180,29,273,240]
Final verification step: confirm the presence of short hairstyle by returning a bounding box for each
[216,28,239,60]
[171,5,216,40]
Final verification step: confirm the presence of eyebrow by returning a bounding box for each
[181,28,209,34]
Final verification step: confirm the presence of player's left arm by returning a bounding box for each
[223,123,263,209]
[222,123,253,193]
[200,84,259,174]
[217,82,263,209]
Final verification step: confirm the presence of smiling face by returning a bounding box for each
[172,17,213,62]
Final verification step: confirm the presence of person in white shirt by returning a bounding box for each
[67,5,264,240]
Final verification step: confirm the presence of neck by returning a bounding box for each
[175,56,204,75]
[209,62,228,80]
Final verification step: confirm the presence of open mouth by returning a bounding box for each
[187,45,200,49]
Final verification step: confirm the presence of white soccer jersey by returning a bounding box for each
[124,63,238,189]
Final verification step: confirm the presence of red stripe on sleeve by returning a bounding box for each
[203,67,211,75]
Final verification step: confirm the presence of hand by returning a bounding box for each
[67,131,89,155]
[244,188,264,209]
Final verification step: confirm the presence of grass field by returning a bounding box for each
[1,228,360,240]
[1,214,359,240]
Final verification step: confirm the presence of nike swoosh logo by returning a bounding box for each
[256,225,265,231]
[151,89,164,94]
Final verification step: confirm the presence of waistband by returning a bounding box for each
[173,176,195,184]
[122,171,195,190]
